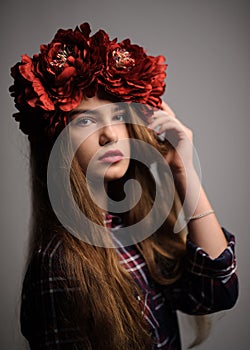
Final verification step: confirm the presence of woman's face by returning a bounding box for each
[69,95,131,183]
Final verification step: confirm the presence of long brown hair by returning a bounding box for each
[26,103,208,349]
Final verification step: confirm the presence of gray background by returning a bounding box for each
[1,0,249,349]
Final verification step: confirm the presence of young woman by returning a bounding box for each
[10,22,238,350]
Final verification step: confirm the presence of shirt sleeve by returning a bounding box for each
[20,236,90,350]
[162,227,239,315]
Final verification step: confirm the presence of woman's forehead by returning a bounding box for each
[70,97,126,116]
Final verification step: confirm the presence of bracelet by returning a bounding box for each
[185,209,215,222]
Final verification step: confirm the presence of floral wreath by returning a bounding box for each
[10,22,167,140]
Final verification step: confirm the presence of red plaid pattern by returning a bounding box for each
[20,217,238,349]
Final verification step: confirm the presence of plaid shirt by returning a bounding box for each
[21,217,238,350]
[107,216,238,349]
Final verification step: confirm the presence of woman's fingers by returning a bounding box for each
[147,101,193,146]
[148,113,183,133]
[161,100,176,118]
[148,112,193,143]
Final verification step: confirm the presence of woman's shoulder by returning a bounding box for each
[37,232,64,260]
[23,233,67,287]
[35,232,64,261]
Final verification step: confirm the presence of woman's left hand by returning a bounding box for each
[148,103,228,257]
[147,101,195,175]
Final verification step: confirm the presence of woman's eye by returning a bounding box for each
[76,117,94,126]
[114,113,127,122]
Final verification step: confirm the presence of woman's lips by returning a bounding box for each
[98,150,124,163]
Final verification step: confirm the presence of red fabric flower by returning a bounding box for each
[12,23,103,112]
[98,38,167,108]
[9,22,167,140]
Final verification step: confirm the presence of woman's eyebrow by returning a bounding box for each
[69,103,126,119]
[69,109,97,118]
[113,104,126,112]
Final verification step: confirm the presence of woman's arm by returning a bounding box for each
[163,227,238,315]
[148,102,228,259]
[174,167,228,259]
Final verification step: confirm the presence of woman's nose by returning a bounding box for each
[99,124,118,146]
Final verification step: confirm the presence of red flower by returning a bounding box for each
[15,23,103,113]
[98,38,167,108]
[10,23,106,138]
[9,22,167,139]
